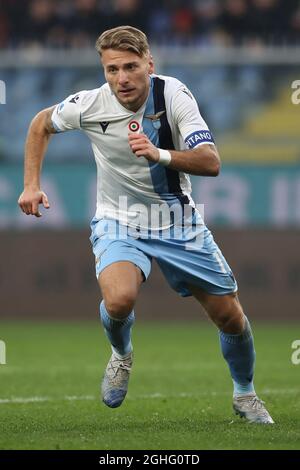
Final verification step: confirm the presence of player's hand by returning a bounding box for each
[128,133,159,163]
[18,188,50,217]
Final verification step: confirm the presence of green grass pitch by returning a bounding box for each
[0,321,299,450]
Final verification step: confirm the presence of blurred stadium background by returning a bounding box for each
[1,0,300,451]
[1,0,299,321]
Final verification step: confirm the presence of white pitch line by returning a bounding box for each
[0,388,298,405]
[65,395,95,401]
[0,396,49,404]
[0,395,95,405]
[136,389,300,399]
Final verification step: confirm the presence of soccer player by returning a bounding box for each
[18,26,274,424]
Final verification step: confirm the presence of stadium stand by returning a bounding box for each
[1,0,300,49]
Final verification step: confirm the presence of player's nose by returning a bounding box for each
[118,70,129,85]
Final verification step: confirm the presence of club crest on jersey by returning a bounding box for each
[145,110,165,130]
[128,120,140,132]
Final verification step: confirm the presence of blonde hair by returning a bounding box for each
[95,26,150,57]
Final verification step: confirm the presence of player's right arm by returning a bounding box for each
[18,106,57,217]
[18,91,84,217]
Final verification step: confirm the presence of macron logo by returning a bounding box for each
[69,95,80,104]
[185,130,214,149]
[99,121,110,133]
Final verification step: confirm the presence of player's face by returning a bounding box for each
[101,49,154,112]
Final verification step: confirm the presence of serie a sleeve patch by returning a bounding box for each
[184,130,214,148]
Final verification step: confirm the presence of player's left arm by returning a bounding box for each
[128,135,219,176]
[166,143,220,176]
[128,85,220,176]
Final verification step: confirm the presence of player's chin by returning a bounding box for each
[118,94,135,104]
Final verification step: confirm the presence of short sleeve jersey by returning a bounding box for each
[51,74,215,230]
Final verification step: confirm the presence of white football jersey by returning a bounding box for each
[51,74,215,230]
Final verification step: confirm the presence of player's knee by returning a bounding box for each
[217,307,245,334]
[214,297,245,334]
[105,292,136,319]
[218,313,244,334]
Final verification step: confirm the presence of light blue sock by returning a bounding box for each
[219,316,256,396]
[100,300,134,357]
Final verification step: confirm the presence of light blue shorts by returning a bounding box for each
[89,217,238,297]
